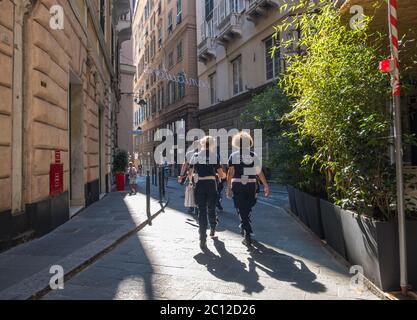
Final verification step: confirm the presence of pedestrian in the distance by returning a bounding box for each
[189,136,226,251]
[179,138,200,214]
[127,162,138,195]
[226,131,270,247]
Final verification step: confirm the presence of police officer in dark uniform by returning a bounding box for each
[189,136,226,251]
[227,131,270,247]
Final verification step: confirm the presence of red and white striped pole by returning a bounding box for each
[388,0,408,296]
[389,0,401,96]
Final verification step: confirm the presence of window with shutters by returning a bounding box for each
[173,81,177,102]
[161,86,165,108]
[144,0,150,20]
[99,0,106,34]
[152,93,157,115]
[178,72,185,99]
[176,0,182,25]
[177,42,183,62]
[229,0,245,13]
[209,73,216,105]
[265,36,280,80]
[168,11,173,34]
[168,51,174,68]
[166,83,170,105]
[232,56,243,95]
[205,0,214,20]
[168,81,176,104]
[158,26,162,48]
[145,43,149,63]
[151,34,156,58]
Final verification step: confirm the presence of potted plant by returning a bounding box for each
[113,149,128,192]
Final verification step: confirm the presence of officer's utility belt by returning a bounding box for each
[232,177,257,185]
[193,174,216,183]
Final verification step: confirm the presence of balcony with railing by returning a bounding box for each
[246,0,281,22]
[198,20,216,63]
[216,0,244,45]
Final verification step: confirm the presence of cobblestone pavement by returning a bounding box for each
[42,179,379,300]
[0,182,164,300]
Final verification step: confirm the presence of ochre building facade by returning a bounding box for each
[0,0,131,250]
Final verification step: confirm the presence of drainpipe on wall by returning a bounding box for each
[11,0,32,214]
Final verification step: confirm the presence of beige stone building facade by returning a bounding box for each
[195,0,287,177]
[132,0,199,172]
[196,0,284,132]
[0,0,131,250]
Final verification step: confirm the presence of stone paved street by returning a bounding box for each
[40,178,379,300]
[0,182,164,300]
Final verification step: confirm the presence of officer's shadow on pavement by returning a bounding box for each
[249,241,327,294]
[194,238,265,295]
[193,238,327,296]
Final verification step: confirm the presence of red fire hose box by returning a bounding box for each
[116,173,125,192]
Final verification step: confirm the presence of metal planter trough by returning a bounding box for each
[290,187,324,238]
[339,210,417,291]
[319,199,347,259]
[302,192,325,239]
[286,185,298,216]
[294,189,310,227]
[288,188,417,291]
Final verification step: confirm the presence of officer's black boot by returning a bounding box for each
[200,238,207,251]
[210,227,216,237]
[242,230,252,247]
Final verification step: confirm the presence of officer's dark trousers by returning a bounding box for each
[232,182,257,235]
[195,180,218,240]
[216,181,224,207]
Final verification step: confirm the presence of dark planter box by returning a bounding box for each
[303,192,325,239]
[339,210,417,291]
[294,189,310,227]
[288,187,324,238]
[319,199,347,259]
[287,185,298,216]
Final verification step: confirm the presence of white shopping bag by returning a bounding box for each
[184,184,196,208]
